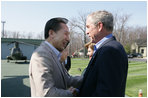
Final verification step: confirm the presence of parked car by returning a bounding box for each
[136,53,143,58]
[127,53,143,58]
[127,54,133,58]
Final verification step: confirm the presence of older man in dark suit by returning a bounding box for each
[79,10,128,97]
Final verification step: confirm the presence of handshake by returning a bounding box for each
[69,87,79,96]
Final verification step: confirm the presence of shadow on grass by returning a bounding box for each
[7,61,30,64]
[1,75,31,97]
[15,61,30,64]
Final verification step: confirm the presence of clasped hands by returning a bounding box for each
[68,87,79,96]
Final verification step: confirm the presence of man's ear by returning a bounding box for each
[48,30,55,38]
[97,22,103,32]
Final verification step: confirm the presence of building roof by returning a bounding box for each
[1,38,44,46]
[135,39,147,47]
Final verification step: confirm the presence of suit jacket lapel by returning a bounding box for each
[41,41,67,87]
[83,36,116,79]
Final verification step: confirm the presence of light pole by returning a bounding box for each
[1,21,6,38]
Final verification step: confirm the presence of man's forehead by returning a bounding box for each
[61,29,70,35]
[60,23,69,32]
[86,17,93,24]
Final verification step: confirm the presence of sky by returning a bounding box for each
[1,1,147,35]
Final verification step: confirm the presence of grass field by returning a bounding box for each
[1,59,147,97]
[126,61,147,97]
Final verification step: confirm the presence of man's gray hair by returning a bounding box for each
[88,10,114,32]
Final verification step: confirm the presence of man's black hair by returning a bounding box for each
[44,17,68,39]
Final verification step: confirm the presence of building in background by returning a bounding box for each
[131,39,147,57]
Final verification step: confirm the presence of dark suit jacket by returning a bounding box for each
[79,36,128,97]
[65,56,71,71]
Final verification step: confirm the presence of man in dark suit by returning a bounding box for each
[78,10,128,97]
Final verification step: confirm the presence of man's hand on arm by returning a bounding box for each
[68,87,79,96]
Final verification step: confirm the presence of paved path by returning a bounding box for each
[128,58,147,62]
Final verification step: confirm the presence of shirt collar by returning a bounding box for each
[45,41,61,60]
[94,33,113,52]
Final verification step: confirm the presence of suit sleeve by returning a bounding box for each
[30,52,73,97]
[92,47,125,96]
[66,72,83,88]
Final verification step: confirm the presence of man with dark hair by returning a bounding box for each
[29,17,82,97]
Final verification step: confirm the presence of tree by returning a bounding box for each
[26,32,33,39]
[124,44,131,54]
[113,11,131,46]
[68,26,84,56]
[36,31,44,39]
[11,31,20,38]
[127,26,147,44]
[69,11,90,57]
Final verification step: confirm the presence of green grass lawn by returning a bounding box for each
[69,58,147,97]
[126,61,147,97]
[69,58,89,75]
[1,59,147,97]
